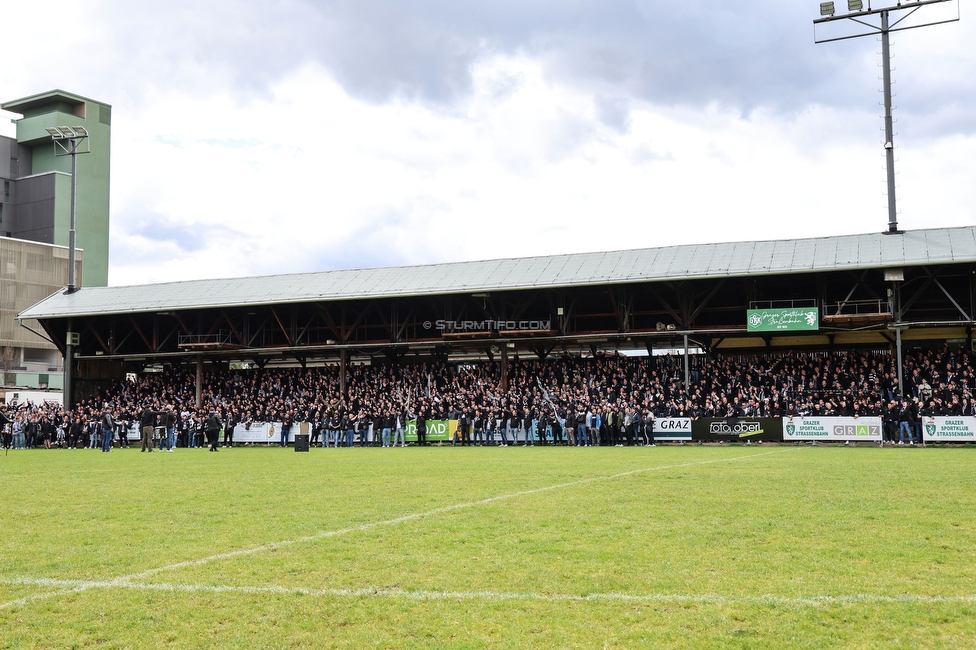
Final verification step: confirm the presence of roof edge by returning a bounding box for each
[1,89,110,113]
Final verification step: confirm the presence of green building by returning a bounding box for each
[0,90,108,391]
[1,89,110,287]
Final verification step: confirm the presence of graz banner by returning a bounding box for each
[747,307,819,333]
[652,418,692,441]
[691,418,783,442]
[405,420,458,442]
[783,417,882,442]
[922,417,976,442]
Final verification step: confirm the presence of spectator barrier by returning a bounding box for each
[783,417,884,442]
[691,418,783,443]
[653,418,692,442]
[922,417,976,442]
[201,416,976,444]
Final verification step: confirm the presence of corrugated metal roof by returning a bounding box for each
[19,226,976,320]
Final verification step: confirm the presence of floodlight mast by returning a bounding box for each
[45,126,90,411]
[813,0,960,235]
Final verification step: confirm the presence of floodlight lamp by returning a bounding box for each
[820,1,835,16]
[46,126,89,140]
[848,0,863,11]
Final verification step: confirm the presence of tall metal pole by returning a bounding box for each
[46,126,88,412]
[67,140,78,292]
[814,0,959,235]
[683,333,690,391]
[64,319,73,411]
[895,326,904,396]
[63,142,79,410]
[881,10,899,234]
[894,282,904,397]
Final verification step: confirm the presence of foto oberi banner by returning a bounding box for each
[922,417,976,442]
[652,418,692,441]
[783,417,883,442]
[691,418,783,442]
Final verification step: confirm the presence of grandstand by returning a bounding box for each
[16,225,976,407]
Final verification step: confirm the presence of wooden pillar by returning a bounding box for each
[340,349,348,398]
[195,355,203,408]
[500,346,508,393]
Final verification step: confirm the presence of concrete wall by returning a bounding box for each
[0,235,83,350]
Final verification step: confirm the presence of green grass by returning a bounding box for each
[1,444,975,648]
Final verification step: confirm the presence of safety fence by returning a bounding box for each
[124,416,976,444]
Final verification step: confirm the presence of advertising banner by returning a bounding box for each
[747,308,819,333]
[922,417,976,442]
[405,420,457,442]
[652,418,692,441]
[233,422,284,443]
[783,417,882,442]
[691,418,783,442]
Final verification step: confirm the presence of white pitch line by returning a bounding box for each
[0,449,792,610]
[3,576,974,608]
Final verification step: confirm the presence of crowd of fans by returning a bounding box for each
[2,345,973,449]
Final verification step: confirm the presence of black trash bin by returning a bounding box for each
[295,434,310,452]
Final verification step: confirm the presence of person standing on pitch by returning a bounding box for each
[0,409,11,450]
[280,411,293,448]
[100,404,115,453]
[394,409,406,447]
[223,410,236,448]
[381,412,393,448]
[206,411,222,452]
[162,405,177,452]
[415,407,427,446]
[140,405,161,453]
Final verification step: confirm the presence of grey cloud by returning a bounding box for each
[594,96,631,132]
[115,213,240,257]
[74,1,973,132]
[293,0,958,113]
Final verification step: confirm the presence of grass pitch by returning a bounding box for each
[1,444,975,648]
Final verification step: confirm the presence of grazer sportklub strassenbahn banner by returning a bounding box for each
[783,417,883,442]
[922,417,976,442]
[746,307,819,333]
[652,418,692,441]
[691,418,783,442]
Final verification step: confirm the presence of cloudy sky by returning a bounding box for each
[2,0,973,286]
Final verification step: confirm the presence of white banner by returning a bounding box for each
[922,417,976,442]
[783,417,883,442]
[232,422,285,443]
[652,418,692,441]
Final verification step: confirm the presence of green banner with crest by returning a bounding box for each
[747,308,819,332]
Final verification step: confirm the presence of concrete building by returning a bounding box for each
[0,90,108,390]
[0,235,82,388]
